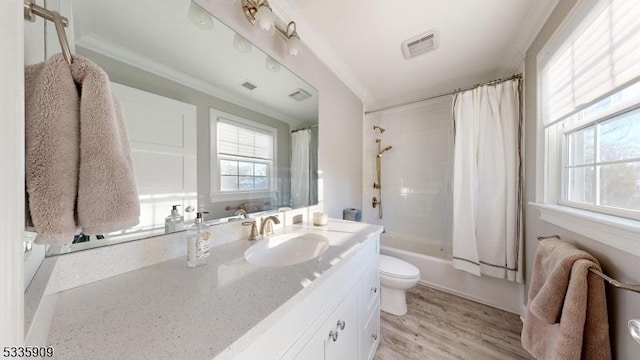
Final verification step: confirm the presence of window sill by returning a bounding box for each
[208,191,276,203]
[529,202,640,257]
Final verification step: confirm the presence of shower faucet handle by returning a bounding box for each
[372,196,381,208]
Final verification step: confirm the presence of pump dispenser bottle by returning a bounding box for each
[165,205,184,233]
[187,212,211,267]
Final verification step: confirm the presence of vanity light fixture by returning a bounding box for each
[242,0,274,32]
[282,21,300,57]
[241,0,302,56]
[188,1,214,30]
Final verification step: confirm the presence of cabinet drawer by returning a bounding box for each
[359,260,380,321]
[362,305,380,360]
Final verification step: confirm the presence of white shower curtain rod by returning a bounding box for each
[364,74,522,115]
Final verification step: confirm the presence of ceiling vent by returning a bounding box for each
[241,80,257,91]
[288,88,312,101]
[401,29,438,60]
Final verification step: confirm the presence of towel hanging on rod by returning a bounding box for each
[24,0,73,65]
[538,235,640,294]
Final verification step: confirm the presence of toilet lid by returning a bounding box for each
[380,255,420,279]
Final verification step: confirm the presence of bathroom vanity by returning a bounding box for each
[39,219,382,360]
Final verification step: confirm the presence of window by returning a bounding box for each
[559,84,640,219]
[539,0,640,221]
[534,0,640,256]
[216,120,274,193]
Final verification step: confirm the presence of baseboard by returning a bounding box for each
[417,280,524,315]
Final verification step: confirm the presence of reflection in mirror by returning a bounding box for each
[42,0,318,255]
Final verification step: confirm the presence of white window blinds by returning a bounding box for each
[541,0,640,126]
[217,120,273,160]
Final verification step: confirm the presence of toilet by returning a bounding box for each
[379,255,420,316]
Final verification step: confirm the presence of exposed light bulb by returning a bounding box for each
[188,2,214,30]
[287,35,300,56]
[255,4,274,32]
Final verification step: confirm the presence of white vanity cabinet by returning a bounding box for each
[235,231,380,360]
[283,235,380,360]
[37,220,383,360]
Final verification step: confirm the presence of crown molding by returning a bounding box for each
[270,0,374,105]
[500,0,560,77]
[76,34,304,127]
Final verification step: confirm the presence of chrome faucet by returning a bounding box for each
[259,215,281,237]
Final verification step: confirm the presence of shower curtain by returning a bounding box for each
[451,78,523,283]
[291,129,311,208]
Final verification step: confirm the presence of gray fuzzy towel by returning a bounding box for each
[25,54,140,244]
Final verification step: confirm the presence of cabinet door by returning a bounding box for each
[294,335,324,360]
[292,288,359,360]
[359,260,380,322]
[358,260,380,360]
[324,291,359,360]
[362,306,380,360]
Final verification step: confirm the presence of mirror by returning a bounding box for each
[41,0,318,255]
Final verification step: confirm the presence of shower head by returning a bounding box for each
[377,145,393,157]
[373,125,386,134]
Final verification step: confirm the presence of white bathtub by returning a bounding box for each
[380,232,450,259]
[380,232,524,315]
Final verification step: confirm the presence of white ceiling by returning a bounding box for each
[275,0,559,111]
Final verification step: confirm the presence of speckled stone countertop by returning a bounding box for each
[46,220,382,360]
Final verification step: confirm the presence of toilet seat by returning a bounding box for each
[380,255,419,279]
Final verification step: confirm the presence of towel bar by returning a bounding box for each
[24,0,73,65]
[537,235,640,294]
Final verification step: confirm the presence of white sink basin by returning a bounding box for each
[244,232,330,267]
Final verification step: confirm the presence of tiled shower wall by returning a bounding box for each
[363,97,454,256]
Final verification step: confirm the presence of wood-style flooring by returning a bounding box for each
[374,285,534,360]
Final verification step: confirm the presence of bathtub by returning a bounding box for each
[380,232,524,315]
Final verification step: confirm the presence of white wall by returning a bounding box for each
[196,0,364,219]
[524,1,640,358]
[23,0,47,296]
[0,0,25,346]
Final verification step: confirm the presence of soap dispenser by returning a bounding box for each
[187,212,211,268]
[165,204,184,234]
